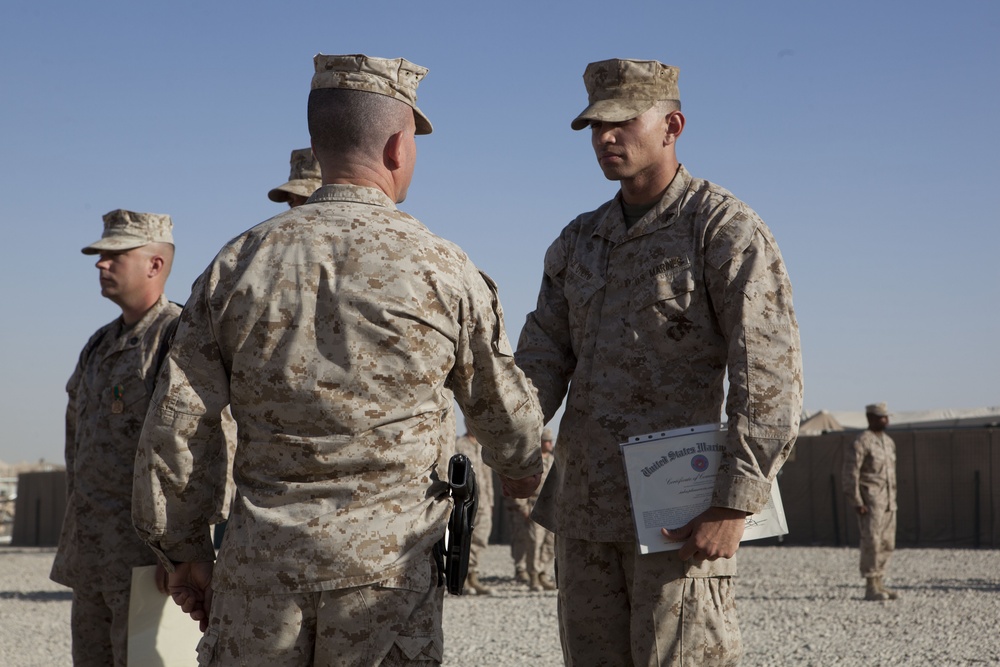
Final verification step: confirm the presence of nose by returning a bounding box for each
[592,123,616,145]
[95,255,112,270]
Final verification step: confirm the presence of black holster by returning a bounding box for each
[438,453,479,595]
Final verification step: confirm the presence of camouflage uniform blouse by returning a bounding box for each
[133,184,542,594]
[842,430,897,511]
[515,165,803,548]
[52,295,180,591]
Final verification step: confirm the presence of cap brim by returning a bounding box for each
[81,236,149,255]
[570,99,658,131]
[413,106,433,135]
[268,179,322,203]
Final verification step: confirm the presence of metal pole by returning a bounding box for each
[974,470,981,549]
[34,498,41,547]
[830,473,840,547]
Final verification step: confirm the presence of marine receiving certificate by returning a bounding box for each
[620,423,787,555]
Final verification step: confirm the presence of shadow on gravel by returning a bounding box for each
[739,593,842,602]
[907,578,1000,593]
[740,582,858,601]
[0,590,72,602]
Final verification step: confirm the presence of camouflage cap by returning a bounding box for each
[865,402,890,417]
[571,58,680,131]
[541,428,555,442]
[312,53,433,135]
[82,209,173,255]
[268,148,322,203]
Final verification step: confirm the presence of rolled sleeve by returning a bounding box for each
[133,270,231,564]
[706,206,804,513]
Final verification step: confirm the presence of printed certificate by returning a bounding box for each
[620,423,787,555]
[127,565,204,666]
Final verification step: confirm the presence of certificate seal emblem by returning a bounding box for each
[691,455,709,472]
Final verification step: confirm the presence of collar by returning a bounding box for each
[108,294,170,355]
[593,164,693,243]
[132,294,170,333]
[306,183,398,210]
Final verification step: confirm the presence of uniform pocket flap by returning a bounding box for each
[632,269,695,312]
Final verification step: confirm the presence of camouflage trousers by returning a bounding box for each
[506,504,531,574]
[526,519,554,576]
[196,557,443,666]
[556,537,741,667]
[468,487,493,572]
[858,506,896,578]
[70,586,130,667]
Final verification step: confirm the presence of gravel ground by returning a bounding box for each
[2,544,998,666]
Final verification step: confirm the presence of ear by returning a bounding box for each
[384,130,406,171]
[147,254,165,279]
[665,111,686,145]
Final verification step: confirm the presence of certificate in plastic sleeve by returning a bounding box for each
[620,423,787,555]
[127,565,205,666]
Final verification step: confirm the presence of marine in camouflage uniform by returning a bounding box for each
[842,402,899,601]
[267,147,322,208]
[521,428,556,591]
[503,485,531,583]
[132,54,543,667]
[515,59,803,667]
[453,431,495,594]
[51,210,180,667]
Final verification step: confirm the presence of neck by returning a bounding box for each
[322,159,399,202]
[620,160,680,207]
[119,292,161,326]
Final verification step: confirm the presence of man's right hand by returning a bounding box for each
[168,561,215,632]
[500,473,541,499]
[856,505,869,515]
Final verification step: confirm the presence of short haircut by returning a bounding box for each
[654,100,682,114]
[140,242,174,277]
[308,88,411,161]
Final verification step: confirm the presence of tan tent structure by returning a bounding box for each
[799,410,844,435]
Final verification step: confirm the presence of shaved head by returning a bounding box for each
[308,88,413,164]
[140,242,174,283]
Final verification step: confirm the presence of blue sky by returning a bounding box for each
[1,1,998,464]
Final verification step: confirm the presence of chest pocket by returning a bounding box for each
[631,267,696,318]
[564,270,605,313]
[867,446,894,476]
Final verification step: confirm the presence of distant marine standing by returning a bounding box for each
[517,428,556,592]
[842,401,899,601]
[268,147,322,208]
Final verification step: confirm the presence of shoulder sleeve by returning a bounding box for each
[449,261,543,481]
[64,325,110,488]
[543,235,568,280]
[704,204,758,271]
[704,201,804,513]
[514,233,576,422]
[133,268,230,565]
[841,435,865,507]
